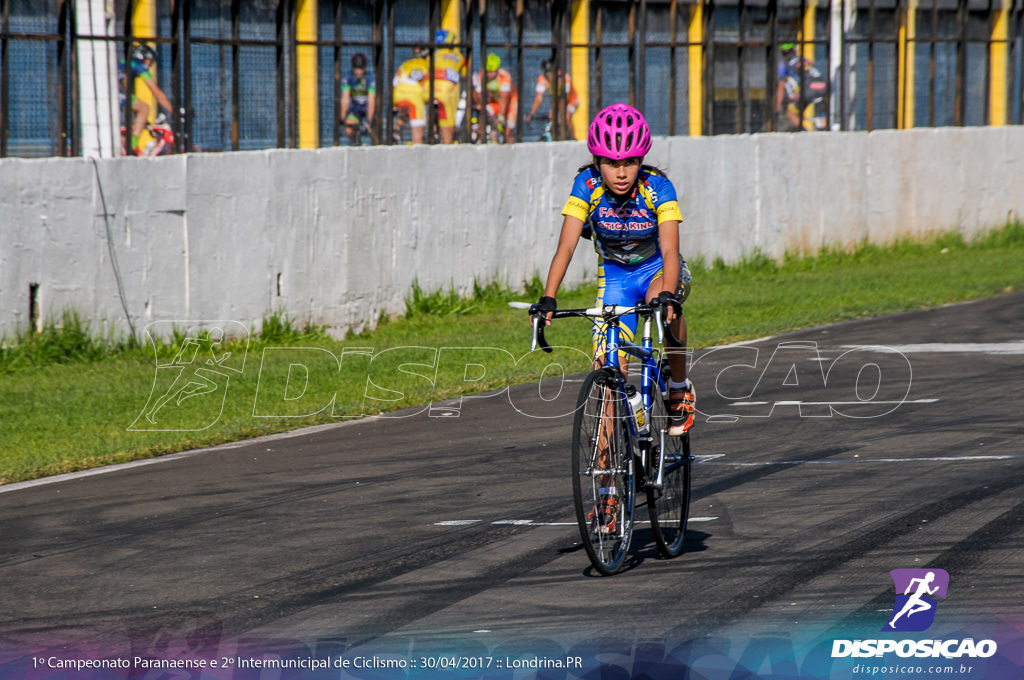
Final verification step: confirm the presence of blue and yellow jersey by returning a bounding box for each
[561,166,683,265]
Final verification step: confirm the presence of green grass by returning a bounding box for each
[1,223,1022,485]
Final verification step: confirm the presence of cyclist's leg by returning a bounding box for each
[592,258,643,372]
[643,255,691,383]
[434,82,458,144]
[644,256,694,433]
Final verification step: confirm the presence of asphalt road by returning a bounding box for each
[1,293,1022,677]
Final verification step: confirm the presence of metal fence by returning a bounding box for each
[1,0,1021,157]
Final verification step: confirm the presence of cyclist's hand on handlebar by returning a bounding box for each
[528,295,557,327]
[656,291,682,322]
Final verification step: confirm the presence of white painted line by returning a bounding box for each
[435,517,719,527]
[702,455,1024,467]
[720,399,938,406]
[843,342,1024,355]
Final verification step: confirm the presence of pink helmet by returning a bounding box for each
[587,103,652,160]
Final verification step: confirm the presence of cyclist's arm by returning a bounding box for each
[539,214,585,323]
[367,89,376,122]
[143,77,174,115]
[656,220,682,321]
[340,87,351,119]
[526,89,544,122]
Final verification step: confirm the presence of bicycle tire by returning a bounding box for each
[571,369,635,575]
[646,368,692,558]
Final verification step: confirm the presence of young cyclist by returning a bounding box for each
[533,103,695,435]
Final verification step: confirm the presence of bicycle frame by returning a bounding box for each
[532,303,675,488]
[598,310,670,489]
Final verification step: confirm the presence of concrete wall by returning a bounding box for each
[2,126,1023,339]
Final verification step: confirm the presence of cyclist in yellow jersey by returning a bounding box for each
[431,29,465,144]
[393,47,430,144]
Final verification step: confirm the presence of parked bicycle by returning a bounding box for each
[528,299,693,575]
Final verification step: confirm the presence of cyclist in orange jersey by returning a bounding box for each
[525,58,579,139]
[472,53,518,144]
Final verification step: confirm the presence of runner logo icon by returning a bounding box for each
[882,568,949,632]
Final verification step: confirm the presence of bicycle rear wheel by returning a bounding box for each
[571,369,635,575]
[647,375,692,558]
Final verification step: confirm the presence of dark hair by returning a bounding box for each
[351,52,368,69]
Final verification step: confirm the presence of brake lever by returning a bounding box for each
[531,313,553,353]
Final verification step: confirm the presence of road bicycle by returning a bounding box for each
[528,300,693,575]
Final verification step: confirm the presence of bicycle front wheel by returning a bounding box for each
[647,381,692,558]
[571,369,635,575]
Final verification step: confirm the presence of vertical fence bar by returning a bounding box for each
[171,0,182,152]
[333,0,341,146]
[668,0,677,135]
[58,0,71,155]
[594,2,603,113]
[955,0,965,125]
[183,0,193,151]
[386,0,395,144]
[638,0,646,113]
[928,0,936,126]
[515,0,523,142]
[766,0,776,132]
[0,0,7,156]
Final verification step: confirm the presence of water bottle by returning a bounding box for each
[625,385,649,434]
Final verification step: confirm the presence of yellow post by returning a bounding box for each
[441,0,460,34]
[801,2,818,125]
[897,0,917,128]
[132,0,157,151]
[989,0,1010,126]
[688,0,704,136]
[296,0,319,148]
[570,0,590,140]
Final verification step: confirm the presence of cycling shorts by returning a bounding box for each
[344,103,368,125]
[432,80,460,129]
[593,254,691,361]
[394,84,426,127]
[485,95,518,129]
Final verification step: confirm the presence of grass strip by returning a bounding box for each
[1,223,1022,485]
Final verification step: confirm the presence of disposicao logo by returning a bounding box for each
[831,568,998,660]
[882,568,949,632]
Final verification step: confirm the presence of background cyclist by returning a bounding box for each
[121,42,174,155]
[431,29,465,144]
[392,46,430,144]
[472,52,518,144]
[525,58,579,139]
[775,42,828,131]
[533,103,695,435]
[341,52,376,145]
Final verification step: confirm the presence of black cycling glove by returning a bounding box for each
[531,295,557,316]
[656,291,682,314]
